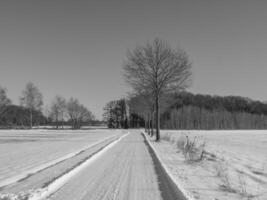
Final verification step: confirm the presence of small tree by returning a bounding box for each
[103,99,129,129]
[124,38,192,141]
[0,87,11,117]
[77,104,94,128]
[20,82,43,128]
[50,95,66,129]
[0,87,11,106]
[67,98,94,129]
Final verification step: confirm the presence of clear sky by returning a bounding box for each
[0,0,267,119]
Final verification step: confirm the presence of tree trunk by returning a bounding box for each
[56,119,59,129]
[147,114,151,135]
[155,95,160,141]
[62,113,64,129]
[144,117,147,132]
[30,109,33,129]
[151,111,154,137]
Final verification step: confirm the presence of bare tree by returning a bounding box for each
[67,98,79,129]
[77,104,95,127]
[124,38,192,141]
[0,87,11,116]
[67,97,94,129]
[50,95,66,129]
[103,99,129,129]
[20,82,43,128]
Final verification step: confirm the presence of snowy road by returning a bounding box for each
[48,131,185,200]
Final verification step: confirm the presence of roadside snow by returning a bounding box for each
[143,132,195,200]
[148,130,267,200]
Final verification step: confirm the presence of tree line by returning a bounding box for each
[0,82,95,129]
[161,92,267,129]
[104,92,267,132]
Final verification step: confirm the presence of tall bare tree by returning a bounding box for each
[124,38,192,141]
[20,82,43,128]
[50,95,66,129]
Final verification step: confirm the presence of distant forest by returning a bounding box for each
[104,92,267,130]
[161,92,267,129]
[0,104,103,129]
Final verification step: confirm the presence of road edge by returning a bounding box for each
[142,131,195,200]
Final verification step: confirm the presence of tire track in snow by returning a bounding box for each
[28,133,129,200]
[0,134,119,190]
[47,131,162,200]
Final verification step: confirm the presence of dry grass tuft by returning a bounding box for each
[161,132,206,162]
[214,159,235,193]
[214,159,260,199]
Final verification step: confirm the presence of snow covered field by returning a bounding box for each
[150,130,267,200]
[0,129,122,188]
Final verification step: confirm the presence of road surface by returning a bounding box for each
[48,131,185,200]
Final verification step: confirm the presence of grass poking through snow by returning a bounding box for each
[161,132,206,162]
[160,131,267,200]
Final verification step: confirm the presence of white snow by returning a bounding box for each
[0,134,119,188]
[28,132,129,200]
[0,130,121,186]
[149,130,267,200]
[143,132,195,200]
